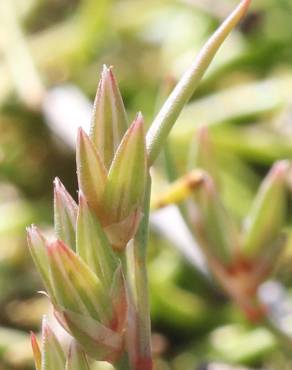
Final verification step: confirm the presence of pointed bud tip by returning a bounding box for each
[30,331,41,367]
[77,128,89,154]
[54,178,63,199]
[101,63,114,73]
[102,64,110,73]
[270,160,290,181]
[47,239,61,255]
[243,0,252,8]
[53,177,61,187]
[30,331,38,344]
[77,127,93,147]
[197,125,209,142]
[239,0,252,17]
[48,239,72,259]
[78,190,87,206]
[26,224,36,236]
[77,127,86,140]
[26,225,45,246]
[41,315,53,336]
[101,64,116,85]
[130,112,144,131]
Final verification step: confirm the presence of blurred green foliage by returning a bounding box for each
[1,0,292,369]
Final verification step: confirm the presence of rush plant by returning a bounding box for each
[27,1,253,369]
[152,127,290,322]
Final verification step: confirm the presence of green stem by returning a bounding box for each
[115,353,131,370]
[132,175,153,370]
[146,0,251,165]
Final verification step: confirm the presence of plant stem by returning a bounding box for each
[146,0,251,165]
[133,175,153,370]
[115,353,131,370]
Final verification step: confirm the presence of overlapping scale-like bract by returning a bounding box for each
[27,66,147,364]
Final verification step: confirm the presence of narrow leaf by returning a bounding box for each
[62,309,123,362]
[103,209,142,250]
[26,225,55,301]
[77,192,118,287]
[41,316,66,370]
[48,240,111,323]
[104,113,147,223]
[90,65,128,168]
[242,160,289,258]
[146,0,252,164]
[110,265,128,333]
[30,332,41,370]
[189,126,220,187]
[189,175,238,265]
[65,341,90,370]
[253,234,287,286]
[76,128,107,218]
[54,178,78,251]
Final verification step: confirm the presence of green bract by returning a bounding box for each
[31,317,91,370]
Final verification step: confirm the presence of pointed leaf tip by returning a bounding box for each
[190,174,238,265]
[269,160,290,180]
[27,224,43,247]
[48,239,111,323]
[27,226,55,300]
[77,128,107,219]
[41,316,66,370]
[190,126,220,187]
[54,177,78,251]
[104,113,147,224]
[90,65,128,168]
[243,160,288,258]
[66,341,91,370]
[31,332,41,370]
[77,191,118,287]
[242,0,252,14]
[146,0,252,164]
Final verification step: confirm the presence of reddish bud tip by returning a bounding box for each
[26,225,47,249]
[30,331,39,348]
[270,160,290,180]
[30,331,41,370]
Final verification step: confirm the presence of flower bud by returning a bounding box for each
[48,240,111,323]
[242,160,289,258]
[103,113,147,249]
[76,128,107,219]
[189,174,238,265]
[57,266,128,363]
[46,240,126,362]
[90,65,128,169]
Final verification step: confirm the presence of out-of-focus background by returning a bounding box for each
[1,0,292,369]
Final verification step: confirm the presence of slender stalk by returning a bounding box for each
[132,175,153,370]
[115,353,131,370]
[146,0,251,165]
